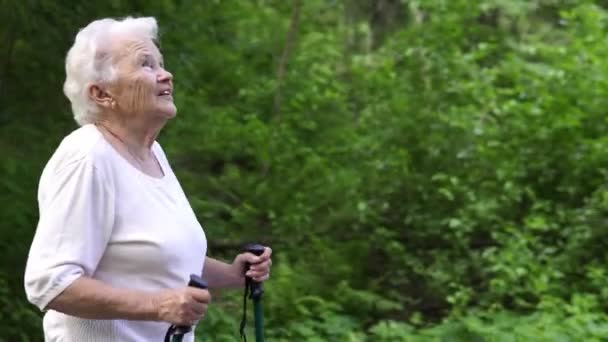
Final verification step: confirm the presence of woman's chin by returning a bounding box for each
[165,109,177,119]
[156,105,177,119]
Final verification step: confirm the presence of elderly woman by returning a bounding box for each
[24,16,272,341]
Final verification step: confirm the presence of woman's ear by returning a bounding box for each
[88,84,114,110]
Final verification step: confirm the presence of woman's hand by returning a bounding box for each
[154,286,211,326]
[232,246,273,283]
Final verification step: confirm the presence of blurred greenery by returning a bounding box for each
[2,0,608,340]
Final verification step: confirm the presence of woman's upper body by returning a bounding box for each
[23,16,273,342]
[26,124,206,341]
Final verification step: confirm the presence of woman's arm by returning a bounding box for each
[202,257,244,289]
[46,276,210,325]
[45,276,157,320]
[202,247,273,289]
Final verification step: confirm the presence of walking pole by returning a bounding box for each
[164,274,208,342]
[240,244,266,342]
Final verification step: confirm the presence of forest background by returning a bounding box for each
[2,0,608,341]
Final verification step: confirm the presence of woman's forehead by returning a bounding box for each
[110,34,162,61]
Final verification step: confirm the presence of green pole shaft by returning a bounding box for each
[172,334,184,342]
[253,297,264,342]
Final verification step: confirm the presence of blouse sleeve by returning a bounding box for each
[24,156,115,311]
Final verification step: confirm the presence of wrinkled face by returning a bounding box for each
[107,34,176,120]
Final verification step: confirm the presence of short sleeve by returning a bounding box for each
[24,156,115,311]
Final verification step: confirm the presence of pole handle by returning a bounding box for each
[244,244,265,257]
[244,244,265,299]
[174,274,208,334]
[187,274,208,289]
[240,244,266,342]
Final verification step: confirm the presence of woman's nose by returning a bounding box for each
[157,68,173,82]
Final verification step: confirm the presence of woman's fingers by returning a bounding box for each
[246,254,272,282]
[156,287,211,325]
[190,301,207,316]
[260,246,272,259]
[187,287,211,304]
[246,246,273,265]
[252,273,270,282]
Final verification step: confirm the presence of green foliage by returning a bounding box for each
[3,0,608,340]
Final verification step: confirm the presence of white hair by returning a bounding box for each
[63,17,158,126]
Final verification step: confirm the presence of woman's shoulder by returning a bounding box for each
[37,125,116,197]
[45,124,113,175]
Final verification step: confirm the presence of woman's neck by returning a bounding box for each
[94,118,161,161]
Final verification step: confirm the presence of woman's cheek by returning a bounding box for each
[128,78,153,114]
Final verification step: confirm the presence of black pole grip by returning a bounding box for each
[173,274,208,334]
[244,244,265,300]
[187,274,208,290]
[245,244,265,257]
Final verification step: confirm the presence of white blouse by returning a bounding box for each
[24,124,207,341]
